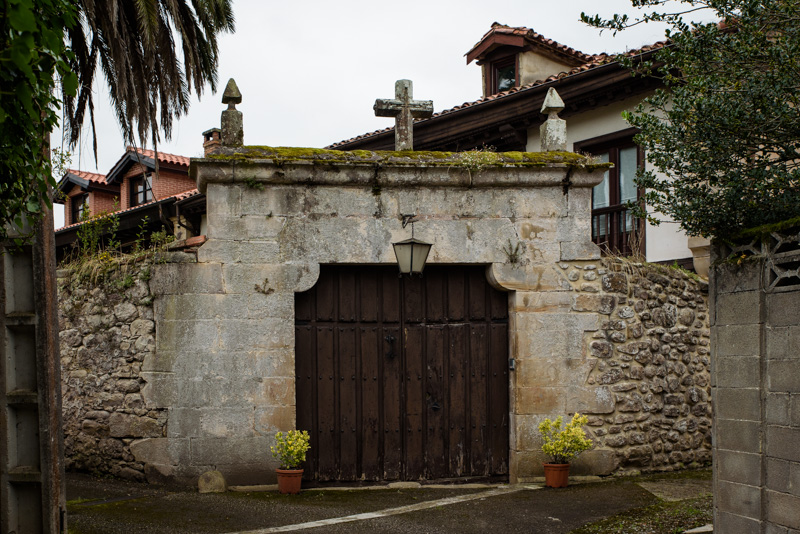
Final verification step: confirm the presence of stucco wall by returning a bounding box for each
[526,95,693,265]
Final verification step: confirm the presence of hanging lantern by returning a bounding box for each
[392,215,432,276]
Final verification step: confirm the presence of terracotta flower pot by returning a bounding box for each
[542,463,570,488]
[276,468,304,494]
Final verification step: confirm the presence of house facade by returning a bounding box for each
[54,147,206,258]
[329,24,707,273]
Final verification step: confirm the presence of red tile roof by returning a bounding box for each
[175,189,200,201]
[466,22,598,64]
[127,146,191,167]
[327,36,669,149]
[56,188,200,232]
[67,169,107,183]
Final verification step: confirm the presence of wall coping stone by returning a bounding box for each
[191,146,608,194]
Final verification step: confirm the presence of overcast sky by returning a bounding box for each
[53,0,701,227]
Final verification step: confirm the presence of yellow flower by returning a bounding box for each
[271,430,311,469]
[538,413,593,464]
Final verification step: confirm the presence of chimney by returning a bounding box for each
[202,128,221,156]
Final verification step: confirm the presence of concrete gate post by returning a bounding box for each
[1,209,66,534]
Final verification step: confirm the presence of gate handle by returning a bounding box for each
[384,335,396,359]
[431,401,441,411]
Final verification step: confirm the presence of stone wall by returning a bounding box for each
[58,263,164,481]
[568,259,711,474]
[57,147,712,486]
[712,231,800,534]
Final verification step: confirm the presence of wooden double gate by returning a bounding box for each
[295,265,509,482]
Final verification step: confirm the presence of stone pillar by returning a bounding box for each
[220,79,243,147]
[539,88,567,152]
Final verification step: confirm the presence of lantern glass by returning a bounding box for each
[392,237,432,275]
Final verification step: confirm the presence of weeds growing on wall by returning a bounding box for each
[62,210,175,288]
[73,201,122,257]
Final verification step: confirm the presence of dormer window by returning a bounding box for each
[492,58,517,93]
[467,24,592,98]
[131,174,154,206]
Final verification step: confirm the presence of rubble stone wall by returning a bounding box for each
[58,263,164,481]
[572,259,712,473]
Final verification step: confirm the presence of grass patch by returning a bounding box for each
[568,494,712,534]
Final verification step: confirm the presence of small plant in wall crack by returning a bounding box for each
[244,176,264,190]
[254,277,274,295]
[457,146,500,184]
[503,239,523,264]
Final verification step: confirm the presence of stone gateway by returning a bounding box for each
[58,96,711,485]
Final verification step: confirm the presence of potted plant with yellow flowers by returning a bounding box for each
[271,430,311,494]
[538,413,593,488]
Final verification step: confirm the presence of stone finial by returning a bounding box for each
[541,87,565,115]
[539,88,566,152]
[221,78,243,147]
[222,78,242,108]
[374,79,433,151]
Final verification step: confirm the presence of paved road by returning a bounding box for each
[66,471,711,534]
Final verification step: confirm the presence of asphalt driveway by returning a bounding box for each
[66,471,712,534]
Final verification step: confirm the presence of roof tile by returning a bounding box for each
[67,169,107,183]
[326,37,668,149]
[56,188,200,231]
[126,146,191,167]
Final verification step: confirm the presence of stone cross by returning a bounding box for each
[539,87,566,152]
[374,80,433,151]
[221,78,243,147]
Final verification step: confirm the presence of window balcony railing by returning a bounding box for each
[591,204,643,257]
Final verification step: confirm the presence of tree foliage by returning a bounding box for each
[0,0,234,242]
[584,0,800,240]
[63,0,235,157]
[0,0,77,240]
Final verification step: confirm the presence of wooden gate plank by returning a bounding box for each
[424,270,445,322]
[338,271,357,322]
[468,269,486,320]
[316,327,337,481]
[469,324,488,476]
[425,325,447,479]
[404,325,425,479]
[295,324,315,476]
[447,270,466,321]
[360,327,381,480]
[382,325,403,480]
[404,276,425,323]
[490,324,510,474]
[381,271,401,323]
[315,272,336,322]
[447,324,468,477]
[360,271,379,322]
[338,326,358,480]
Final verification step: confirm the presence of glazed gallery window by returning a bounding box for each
[576,133,644,256]
[71,193,89,224]
[130,174,154,206]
